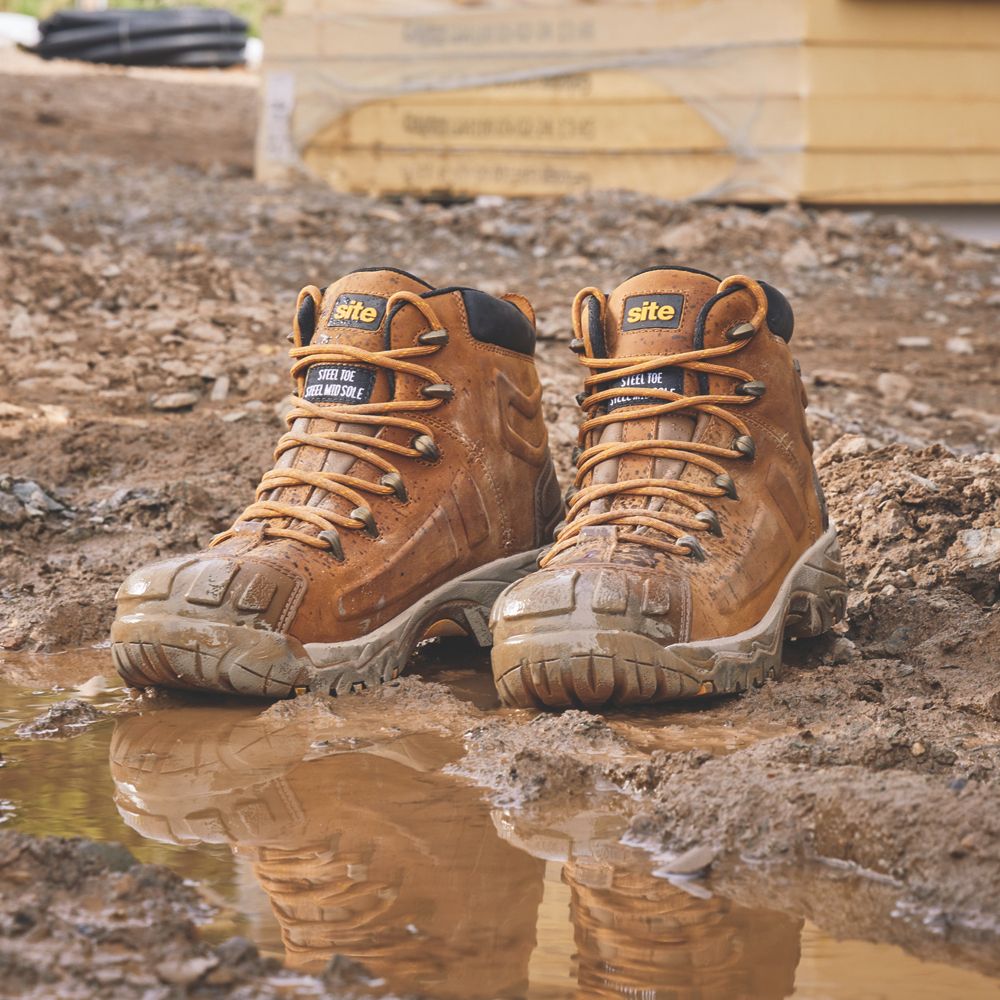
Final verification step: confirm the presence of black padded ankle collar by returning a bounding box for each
[420,286,536,356]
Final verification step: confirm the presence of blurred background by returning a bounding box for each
[2,0,999,239]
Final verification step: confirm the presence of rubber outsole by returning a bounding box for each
[111,547,543,699]
[491,526,847,711]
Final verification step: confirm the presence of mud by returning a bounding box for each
[0,830,387,999]
[4,670,1000,997]
[14,697,108,738]
[0,49,999,999]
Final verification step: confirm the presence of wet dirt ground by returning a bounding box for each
[2,653,1000,999]
[1,48,999,999]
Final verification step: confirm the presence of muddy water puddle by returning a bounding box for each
[1,647,999,999]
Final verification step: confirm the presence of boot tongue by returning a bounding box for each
[584,267,722,516]
[600,267,720,406]
[269,269,432,532]
[302,268,431,407]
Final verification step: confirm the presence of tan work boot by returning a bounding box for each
[112,267,562,696]
[490,267,846,710]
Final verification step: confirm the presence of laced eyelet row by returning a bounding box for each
[543,280,769,568]
[210,290,450,558]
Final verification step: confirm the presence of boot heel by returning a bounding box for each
[783,528,848,640]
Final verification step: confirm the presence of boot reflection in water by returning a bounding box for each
[109,707,544,1000]
[564,860,802,1000]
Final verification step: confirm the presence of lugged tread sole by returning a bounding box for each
[112,547,542,698]
[492,527,847,711]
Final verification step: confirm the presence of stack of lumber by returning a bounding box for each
[257,0,1000,203]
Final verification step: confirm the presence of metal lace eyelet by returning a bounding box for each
[733,435,756,459]
[412,435,440,461]
[571,446,582,464]
[714,474,739,500]
[417,329,449,346]
[695,509,723,536]
[569,338,586,354]
[349,506,379,538]
[677,535,708,561]
[379,472,407,502]
[725,322,756,342]
[318,529,345,561]
[737,380,767,398]
[576,391,588,407]
[421,383,454,400]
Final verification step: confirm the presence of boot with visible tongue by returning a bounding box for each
[491,266,847,710]
[575,267,724,517]
[300,267,430,405]
[267,268,433,528]
[111,267,564,698]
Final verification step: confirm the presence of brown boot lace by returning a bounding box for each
[211,289,450,557]
[541,275,769,568]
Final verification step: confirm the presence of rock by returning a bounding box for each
[39,404,71,425]
[810,369,859,388]
[656,220,708,255]
[11,479,65,516]
[209,374,231,402]
[213,937,259,966]
[155,955,219,986]
[949,527,1000,570]
[906,400,934,419]
[781,239,819,271]
[0,492,25,527]
[945,337,974,356]
[950,407,1000,433]
[659,844,717,877]
[77,840,138,873]
[897,335,933,349]
[38,232,66,255]
[321,953,382,993]
[875,372,913,404]
[828,636,859,665]
[15,699,107,738]
[143,314,182,337]
[188,322,226,344]
[151,391,200,411]
[816,434,875,466]
[9,309,33,340]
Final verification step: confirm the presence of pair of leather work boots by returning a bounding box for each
[111,266,847,710]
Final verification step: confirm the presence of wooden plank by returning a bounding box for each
[806,0,1000,48]
[806,45,1000,99]
[263,2,805,62]
[803,151,1000,201]
[295,82,1000,154]
[297,144,1000,203]
[271,0,1000,52]
[300,145,801,201]
[323,95,804,154]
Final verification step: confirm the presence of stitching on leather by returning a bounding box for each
[745,412,819,539]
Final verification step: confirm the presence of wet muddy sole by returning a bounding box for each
[111,548,543,698]
[491,527,847,710]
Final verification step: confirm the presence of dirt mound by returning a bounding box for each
[0,830,385,999]
[821,440,999,605]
